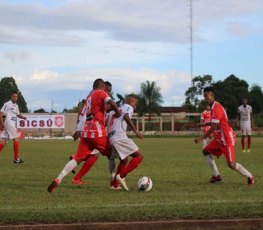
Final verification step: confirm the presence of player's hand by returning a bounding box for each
[0,124,4,130]
[114,110,122,118]
[194,137,202,144]
[135,131,143,139]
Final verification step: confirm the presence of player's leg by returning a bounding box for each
[48,137,91,192]
[202,140,221,183]
[13,138,23,163]
[112,158,128,189]
[0,139,7,153]
[120,151,143,178]
[241,127,246,152]
[223,144,254,185]
[247,127,252,152]
[72,137,102,184]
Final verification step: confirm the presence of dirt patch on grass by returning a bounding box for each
[0,218,263,230]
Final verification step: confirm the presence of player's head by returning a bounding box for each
[11,91,19,103]
[242,97,248,106]
[203,87,215,106]
[93,78,105,90]
[104,81,112,95]
[125,94,138,110]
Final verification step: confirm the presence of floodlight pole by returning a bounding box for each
[189,0,193,85]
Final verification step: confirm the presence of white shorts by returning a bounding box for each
[111,138,139,160]
[0,124,20,140]
[241,126,252,136]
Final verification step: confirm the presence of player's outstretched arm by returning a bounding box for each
[108,99,121,117]
[17,114,26,120]
[124,113,143,139]
[194,123,216,144]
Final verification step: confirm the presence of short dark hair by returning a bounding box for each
[93,78,104,89]
[11,91,18,95]
[203,86,214,93]
[104,81,112,87]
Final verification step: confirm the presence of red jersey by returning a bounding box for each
[201,109,211,134]
[82,90,111,138]
[211,101,235,146]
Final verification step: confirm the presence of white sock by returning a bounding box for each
[235,163,252,178]
[205,155,220,176]
[57,159,78,182]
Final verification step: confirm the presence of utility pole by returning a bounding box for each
[189,0,193,84]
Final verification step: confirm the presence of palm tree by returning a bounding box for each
[137,81,163,130]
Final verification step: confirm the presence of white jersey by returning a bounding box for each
[107,104,134,144]
[1,100,20,127]
[76,104,87,131]
[238,104,252,128]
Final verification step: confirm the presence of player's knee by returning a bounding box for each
[202,149,209,156]
[227,162,236,170]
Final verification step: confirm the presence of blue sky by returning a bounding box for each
[0,0,262,112]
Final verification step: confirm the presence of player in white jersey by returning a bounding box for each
[107,94,143,191]
[0,92,26,163]
[236,98,253,152]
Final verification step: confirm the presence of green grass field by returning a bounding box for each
[0,137,262,224]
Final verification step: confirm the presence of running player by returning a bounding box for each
[107,94,143,191]
[194,87,254,185]
[48,79,121,192]
[236,98,253,152]
[73,99,87,141]
[200,104,211,147]
[0,91,26,163]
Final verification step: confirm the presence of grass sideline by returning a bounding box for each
[0,137,262,224]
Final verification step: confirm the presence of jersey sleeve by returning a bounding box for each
[0,103,7,114]
[124,105,134,118]
[99,90,111,104]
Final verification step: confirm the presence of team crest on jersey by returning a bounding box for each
[54,116,64,127]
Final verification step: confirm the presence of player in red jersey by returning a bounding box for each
[48,79,121,192]
[194,87,254,185]
[200,104,211,147]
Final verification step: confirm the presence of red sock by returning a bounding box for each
[248,136,251,149]
[0,143,5,152]
[13,141,19,160]
[241,136,245,150]
[121,156,143,178]
[74,155,97,181]
[111,161,127,187]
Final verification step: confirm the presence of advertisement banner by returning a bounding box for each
[17,115,65,129]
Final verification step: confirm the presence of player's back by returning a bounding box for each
[211,101,233,144]
[82,89,111,138]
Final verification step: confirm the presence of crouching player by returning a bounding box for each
[194,87,254,185]
[107,94,143,191]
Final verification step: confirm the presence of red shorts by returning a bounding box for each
[72,136,111,161]
[203,139,235,163]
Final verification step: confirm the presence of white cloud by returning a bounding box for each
[4,50,31,62]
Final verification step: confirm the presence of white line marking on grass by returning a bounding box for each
[1,199,263,211]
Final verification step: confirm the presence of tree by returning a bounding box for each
[183,75,213,112]
[213,75,249,119]
[0,77,28,112]
[137,81,163,129]
[34,108,48,113]
[249,84,263,114]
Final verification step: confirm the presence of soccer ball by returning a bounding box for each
[137,176,153,192]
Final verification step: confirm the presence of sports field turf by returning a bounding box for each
[0,137,262,224]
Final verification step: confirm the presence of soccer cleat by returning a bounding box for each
[247,149,251,153]
[209,175,222,183]
[48,179,60,193]
[241,149,246,153]
[248,176,255,185]
[14,158,24,164]
[72,178,87,185]
[116,174,129,191]
[110,185,122,190]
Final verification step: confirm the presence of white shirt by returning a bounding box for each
[76,104,87,131]
[107,104,134,144]
[238,104,252,128]
[1,100,20,126]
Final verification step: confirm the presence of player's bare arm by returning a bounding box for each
[123,113,143,139]
[108,99,121,117]
[17,114,26,120]
[0,111,4,130]
[194,123,216,143]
